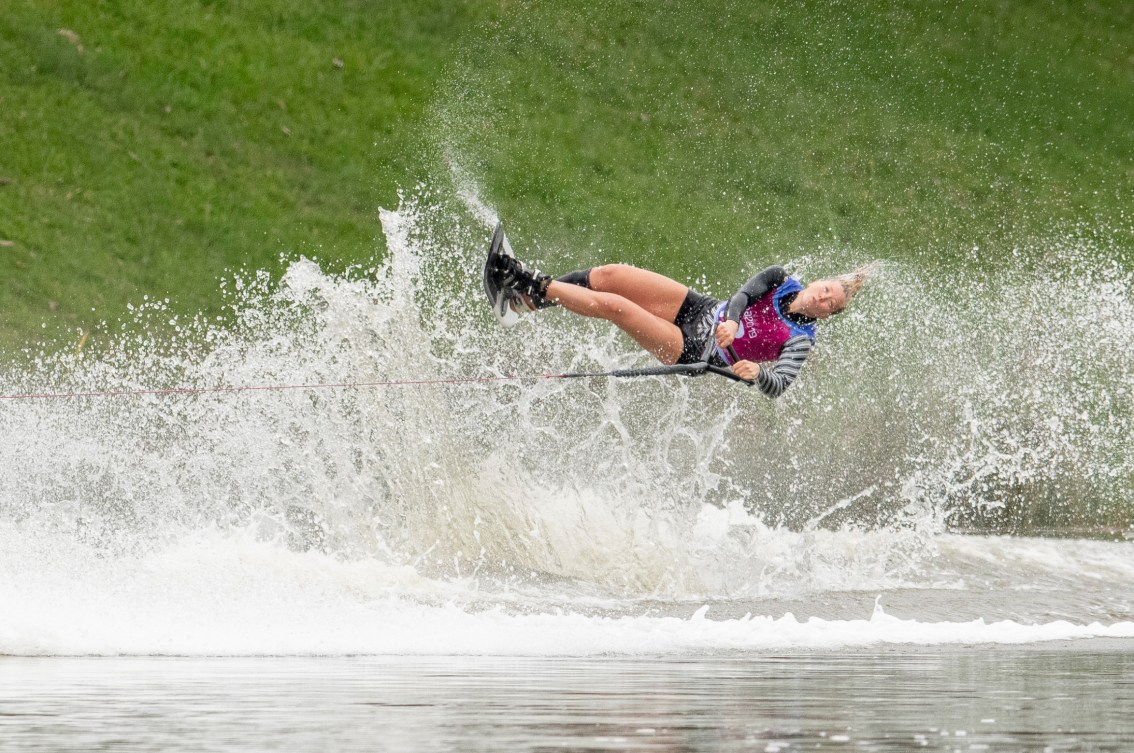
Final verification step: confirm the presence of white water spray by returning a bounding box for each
[0,195,1132,656]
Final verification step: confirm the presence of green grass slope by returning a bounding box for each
[440,0,1132,281]
[0,0,494,349]
[1,0,1131,350]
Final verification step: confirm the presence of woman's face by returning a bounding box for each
[795,279,847,319]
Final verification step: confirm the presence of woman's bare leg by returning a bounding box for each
[584,264,690,322]
[545,281,684,364]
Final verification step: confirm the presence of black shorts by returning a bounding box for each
[673,289,722,365]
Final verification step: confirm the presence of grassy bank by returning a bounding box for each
[441,0,1132,281]
[1,0,1131,350]
[0,0,495,349]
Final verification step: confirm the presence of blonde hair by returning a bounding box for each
[832,262,878,313]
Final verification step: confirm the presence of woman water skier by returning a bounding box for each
[489,227,871,398]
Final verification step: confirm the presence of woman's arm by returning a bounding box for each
[742,335,812,398]
[725,266,787,322]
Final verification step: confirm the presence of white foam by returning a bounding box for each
[2,526,1133,657]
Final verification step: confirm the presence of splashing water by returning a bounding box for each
[0,194,1132,656]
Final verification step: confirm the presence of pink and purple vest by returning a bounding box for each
[715,277,817,364]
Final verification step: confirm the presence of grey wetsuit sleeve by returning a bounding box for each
[725,266,788,322]
[753,335,812,398]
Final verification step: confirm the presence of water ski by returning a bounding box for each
[483,222,524,327]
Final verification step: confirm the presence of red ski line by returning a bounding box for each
[0,374,571,402]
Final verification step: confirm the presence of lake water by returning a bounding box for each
[3,648,1133,752]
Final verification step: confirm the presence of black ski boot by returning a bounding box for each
[494,254,555,312]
